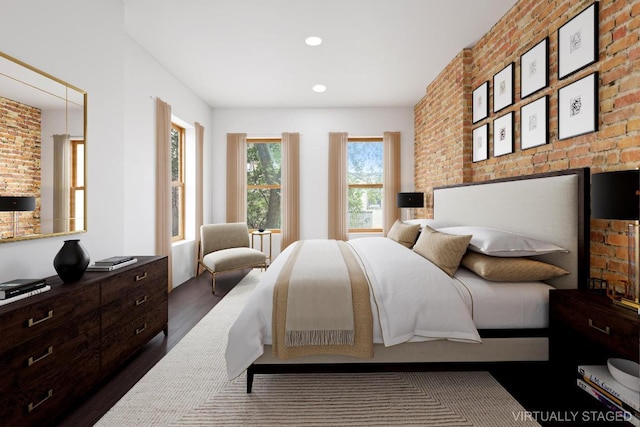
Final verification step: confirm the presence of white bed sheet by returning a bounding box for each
[453,267,553,329]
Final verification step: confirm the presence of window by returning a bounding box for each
[348,137,383,232]
[70,139,85,231]
[247,138,281,231]
[171,123,185,241]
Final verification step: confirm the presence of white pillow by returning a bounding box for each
[402,219,457,230]
[438,226,568,257]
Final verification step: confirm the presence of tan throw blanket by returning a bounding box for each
[272,240,373,360]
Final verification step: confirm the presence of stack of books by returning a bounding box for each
[578,365,640,426]
[87,256,138,272]
[0,278,50,306]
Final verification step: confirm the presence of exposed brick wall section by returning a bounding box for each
[414,0,640,284]
[0,96,41,237]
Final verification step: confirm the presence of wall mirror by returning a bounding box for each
[0,51,87,242]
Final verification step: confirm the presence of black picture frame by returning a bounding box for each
[493,63,514,113]
[493,111,514,157]
[558,2,599,80]
[472,81,489,124]
[557,72,599,140]
[520,95,549,150]
[520,37,549,99]
[472,124,489,162]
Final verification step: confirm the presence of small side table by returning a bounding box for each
[251,230,272,264]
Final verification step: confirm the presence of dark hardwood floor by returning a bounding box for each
[56,269,250,427]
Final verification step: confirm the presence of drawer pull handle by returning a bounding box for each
[135,323,147,335]
[28,310,54,327]
[588,319,610,335]
[135,295,148,306]
[28,346,54,366]
[135,272,148,282]
[28,389,53,412]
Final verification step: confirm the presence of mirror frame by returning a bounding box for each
[0,51,87,243]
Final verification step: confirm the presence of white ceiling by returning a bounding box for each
[123,0,517,109]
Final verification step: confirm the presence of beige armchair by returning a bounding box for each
[198,222,267,293]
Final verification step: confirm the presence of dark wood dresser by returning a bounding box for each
[0,256,168,427]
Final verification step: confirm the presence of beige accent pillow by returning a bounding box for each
[413,226,472,276]
[387,220,420,248]
[461,251,570,282]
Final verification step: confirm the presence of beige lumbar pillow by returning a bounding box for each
[461,251,570,282]
[413,226,472,276]
[387,220,420,248]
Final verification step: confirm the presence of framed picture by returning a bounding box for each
[472,124,489,162]
[520,38,549,99]
[558,2,599,79]
[493,111,514,157]
[493,63,514,113]
[520,95,548,150]
[472,81,489,124]
[558,72,598,140]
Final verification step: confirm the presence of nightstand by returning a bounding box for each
[549,289,640,423]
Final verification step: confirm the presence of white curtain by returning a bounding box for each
[281,132,300,250]
[155,98,173,291]
[226,133,247,223]
[52,134,70,233]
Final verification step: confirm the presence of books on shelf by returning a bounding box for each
[577,378,640,426]
[0,285,51,306]
[87,257,138,272]
[0,278,47,299]
[578,365,640,412]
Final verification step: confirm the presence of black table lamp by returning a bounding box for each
[591,170,640,310]
[0,196,36,238]
[397,192,424,221]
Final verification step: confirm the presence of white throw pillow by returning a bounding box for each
[438,226,568,257]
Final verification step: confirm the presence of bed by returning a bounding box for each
[226,168,590,392]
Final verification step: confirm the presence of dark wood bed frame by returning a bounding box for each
[245,168,591,393]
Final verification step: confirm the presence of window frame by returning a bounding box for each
[347,136,384,233]
[246,137,282,233]
[69,139,85,232]
[171,123,186,242]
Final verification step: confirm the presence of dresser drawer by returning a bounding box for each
[0,346,100,427]
[101,302,168,372]
[0,283,100,352]
[100,258,168,305]
[550,290,639,362]
[0,309,100,392]
[101,284,166,333]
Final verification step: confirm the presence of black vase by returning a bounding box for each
[54,239,90,283]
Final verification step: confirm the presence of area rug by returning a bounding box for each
[96,270,539,426]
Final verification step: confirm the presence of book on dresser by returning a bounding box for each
[0,278,46,299]
[578,365,640,413]
[0,285,51,306]
[87,257,138,271]
[577,378,640,426]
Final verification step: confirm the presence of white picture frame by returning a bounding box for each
[558,72,599,140]
[493,111,514,157]
[520,38,549,99]
[493,63,514,113]
[520,95,548,150]
[472,81,489,124]
[558,2,599,79]
[472,124,489,162]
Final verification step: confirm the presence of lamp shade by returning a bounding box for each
[591,170,640,220]
[397,192,424,208]
[0,196,36,212]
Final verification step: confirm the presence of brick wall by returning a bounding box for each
[414,0,640,284]
[0,96,41,237]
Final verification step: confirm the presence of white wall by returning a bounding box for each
[0,0,213,288]
[211,107,415,260]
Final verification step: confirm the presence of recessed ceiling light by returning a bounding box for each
[312,84,326,93]
[305,36,322,46]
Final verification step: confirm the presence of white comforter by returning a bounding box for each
[226,237,481,379]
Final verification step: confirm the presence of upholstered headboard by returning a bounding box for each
[433,168,589,289]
